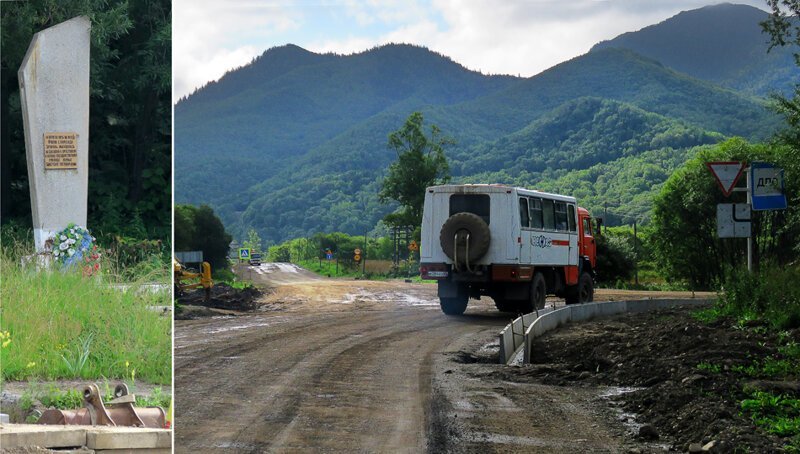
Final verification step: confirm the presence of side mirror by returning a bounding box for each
[595,218,603,236]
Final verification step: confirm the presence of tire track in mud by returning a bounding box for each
[175,304,506,453]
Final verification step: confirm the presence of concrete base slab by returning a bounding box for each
[0,424,171,451]
[1,424,87,449]
[86,428,170,450]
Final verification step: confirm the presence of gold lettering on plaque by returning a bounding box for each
[44,132,78,170]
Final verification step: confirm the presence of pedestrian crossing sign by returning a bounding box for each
[239,248,251,260]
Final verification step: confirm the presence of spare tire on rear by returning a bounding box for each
[439,212,491,263]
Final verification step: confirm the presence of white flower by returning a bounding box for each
[59,242,69,251]
[67,238,75,245]
[60,235,67,240]
[70,229,75,234]
[67,248,75,256]
[53,250,60,257]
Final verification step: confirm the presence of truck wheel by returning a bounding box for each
[440,295,469,315]
[519,273,546,313]
[566,272,594,305]
[532,273,547,310]
[439,213,491,264]
[493,297,516,313]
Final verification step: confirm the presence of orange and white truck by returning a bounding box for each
[420,184,597,315]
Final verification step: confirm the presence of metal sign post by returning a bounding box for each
[731,167,753,272]
[710,161,788,273]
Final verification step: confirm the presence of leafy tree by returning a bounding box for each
[0,0,171,242]
[651,138,797,289]
[761,0,800,147]
[174,204,232,270]
[243,229,262,254]
[379,112,452,228]
[267,243,291,262]
[595,232,636,285]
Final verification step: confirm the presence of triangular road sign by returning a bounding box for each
[706,161,745,197]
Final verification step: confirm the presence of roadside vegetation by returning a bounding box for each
[0,230,171,385]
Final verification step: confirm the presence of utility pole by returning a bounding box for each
[604,202,608,234]
[633,220,639,286]
[746,167,753,272]
[363,229,367,275]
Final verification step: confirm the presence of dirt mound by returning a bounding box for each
[489,308,794,452]
[177,283,262,312]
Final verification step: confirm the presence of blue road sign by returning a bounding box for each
[751,162,787,211]
[238,248,251,260]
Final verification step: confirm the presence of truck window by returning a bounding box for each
[568,205,576,232]
[530,198,543,229]
[542,199,555,230]
[582,217,593,237]
[555,202,568,231]
[519,198,529,228]
[450,194,490,224]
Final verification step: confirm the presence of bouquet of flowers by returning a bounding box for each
[51,223,101,276]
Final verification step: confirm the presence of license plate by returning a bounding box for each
[427,271,448,278]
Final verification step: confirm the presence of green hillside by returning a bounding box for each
[591,3,798,96]
[234,97,726,244]
[174,44,519,203]
[174,4,786,246]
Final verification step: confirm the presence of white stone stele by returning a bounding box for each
[18,16,91,252]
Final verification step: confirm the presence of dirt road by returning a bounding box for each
[175,263,707,452]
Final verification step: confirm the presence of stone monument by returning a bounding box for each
[18,16,91,252]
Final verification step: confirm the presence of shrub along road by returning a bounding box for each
[174,263,724,452]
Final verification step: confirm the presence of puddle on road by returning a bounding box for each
[597,386,670,449]
[464,431,589,448]
[338,290,438,307]
[211,442,261,450]
[477,340,500,355]
[204,321,271,334]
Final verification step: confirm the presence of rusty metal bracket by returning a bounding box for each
[37,382,166,428]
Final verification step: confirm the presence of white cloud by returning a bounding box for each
[173,0,301,100]
[308,0,769,76]
[174,0,770,101]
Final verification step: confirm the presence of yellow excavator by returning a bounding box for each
[174,259,212,301]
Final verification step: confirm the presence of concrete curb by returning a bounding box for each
[498,308,554,364]
[498,298,713,365]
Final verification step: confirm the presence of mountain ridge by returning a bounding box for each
[174,4,789,245]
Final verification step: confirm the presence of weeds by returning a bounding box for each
[697,362,722,373]
[60,332,95,377]
[0,234,170,384]
[691,307,722,323]
[741,391,800,438]
[18,381,171,414]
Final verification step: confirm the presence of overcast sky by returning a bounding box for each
[173,0,769,102]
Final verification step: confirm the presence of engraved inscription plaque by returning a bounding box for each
[44,132,78,169]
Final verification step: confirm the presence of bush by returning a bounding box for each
[719,266,800,329]
[595,233,635,284]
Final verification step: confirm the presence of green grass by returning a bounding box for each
[297,258,363,278]
[696,362,722,373]
[691,306,723,323]
[742,391,800,441]
[1,241,171,385]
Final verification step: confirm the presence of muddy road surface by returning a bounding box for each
[175,263,707,452]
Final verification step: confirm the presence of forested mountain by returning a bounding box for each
[591,3,797,96]
[174,4,790,245]
[174,44,518,203]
